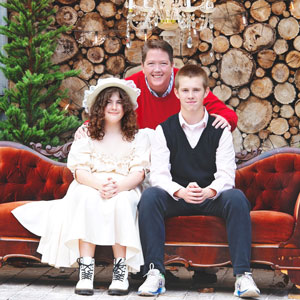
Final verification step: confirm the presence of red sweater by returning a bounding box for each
[126,68,237,131]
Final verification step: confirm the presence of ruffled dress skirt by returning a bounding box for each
[12,172,144,272]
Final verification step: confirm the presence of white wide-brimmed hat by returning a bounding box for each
[83,77,141,113]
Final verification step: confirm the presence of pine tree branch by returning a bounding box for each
[0,0,81,147]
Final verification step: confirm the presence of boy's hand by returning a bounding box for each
[74,124,88,140]
[175,182,216,204]
[211,114,231,130]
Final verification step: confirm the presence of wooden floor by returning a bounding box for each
[0,262,299,300]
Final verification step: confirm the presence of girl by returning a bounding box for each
[12,78,150,296]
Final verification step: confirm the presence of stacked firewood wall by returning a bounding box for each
[51,0,300,152]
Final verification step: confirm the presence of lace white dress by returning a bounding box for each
[12,130,150,272]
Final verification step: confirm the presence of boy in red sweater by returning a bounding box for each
[126,40,237,131]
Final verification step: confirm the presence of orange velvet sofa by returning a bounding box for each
[1,141,300,285]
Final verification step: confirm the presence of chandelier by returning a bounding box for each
[125,0,215,48]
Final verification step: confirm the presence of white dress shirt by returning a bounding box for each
[149,110,236,200]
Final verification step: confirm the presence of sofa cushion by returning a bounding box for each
[165,210,295,244]
[1,203,296,244]
[250,210,295,243]
[0,201,38,239]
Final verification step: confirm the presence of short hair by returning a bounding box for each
[142,39,173,64]
[175,64,208,90]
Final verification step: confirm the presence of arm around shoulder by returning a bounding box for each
[204,91,238,131]
[74,123,89,140]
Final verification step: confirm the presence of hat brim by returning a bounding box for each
[84,78,139,113]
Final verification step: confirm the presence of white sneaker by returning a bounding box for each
[108,258,129,295]
[234,272,260,298]
[75,257,95,296]
[138,263,166,296]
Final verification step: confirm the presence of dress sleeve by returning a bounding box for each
[67,137,93,176]
[129,130,151,174]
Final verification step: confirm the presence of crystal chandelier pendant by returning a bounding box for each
[209,15,214,29]
[126,38,132,48]
[290,0,295,10]
[154,15,159,27]
[144,29,148,41]
[93,31,98,46]
[187,33,193,48]
[242,13,248,26]
[126,15,131,48]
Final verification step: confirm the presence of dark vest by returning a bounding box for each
[161,114,224,188]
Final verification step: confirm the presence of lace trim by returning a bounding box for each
[90,150,135,175]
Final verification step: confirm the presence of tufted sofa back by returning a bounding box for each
[1,142,300,216]
[0,142,73,204]
[236,148,300,215]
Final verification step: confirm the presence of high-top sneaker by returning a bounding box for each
[75,257,95,296]
[108,257,129,295]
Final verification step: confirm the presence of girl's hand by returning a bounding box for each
[99,178,118,199]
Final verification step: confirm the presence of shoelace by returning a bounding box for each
[243,273,255,282]
[112,259,126,281]
[144,262,155,276]
[77,258,94,280]
[237,273,257,290]
[143,263,160,286]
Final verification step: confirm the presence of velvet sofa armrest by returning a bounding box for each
[0,141,73,203]
[294,193,300,221]
[284,192,300,248]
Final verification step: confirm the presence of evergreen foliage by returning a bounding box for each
[0,0,81,146]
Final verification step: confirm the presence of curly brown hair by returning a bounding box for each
[88,87,138,141]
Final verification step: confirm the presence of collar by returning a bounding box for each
[145,70,174,98]
[179,109,208,130]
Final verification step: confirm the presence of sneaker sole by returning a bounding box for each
[108,288,129,296]
[234,289,260,298]
[138,287,166,296]
[75,288,94,296]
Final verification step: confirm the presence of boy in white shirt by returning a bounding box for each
[137,64,260,299]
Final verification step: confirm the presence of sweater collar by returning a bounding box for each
[145,70,174,98]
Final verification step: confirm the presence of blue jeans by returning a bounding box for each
[138,187,252,276]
